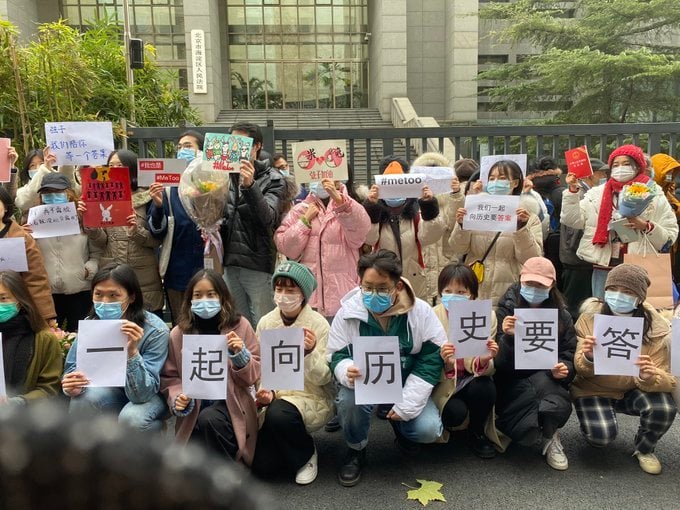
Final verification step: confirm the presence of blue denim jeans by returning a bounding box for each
[336,386,442,450]
[224,266,275,327]
[69,387,167,432]
[592,267,609,299]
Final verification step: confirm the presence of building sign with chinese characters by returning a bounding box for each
[182,335,228,400]
[260,328,305,391]
[191,29,207,94]
[44,122,114,166]
[353,336,403,405]
[448,299,493,358]
[514,309,559,370]
[593,314,644,376]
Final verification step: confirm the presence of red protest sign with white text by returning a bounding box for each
[565,146,593,179]
[80,166,132,228]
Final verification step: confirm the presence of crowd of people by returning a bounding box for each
[1,122,680,487]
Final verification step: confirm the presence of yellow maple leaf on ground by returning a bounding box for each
[403,479,446,506]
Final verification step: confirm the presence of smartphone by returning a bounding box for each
[610,218,641,244]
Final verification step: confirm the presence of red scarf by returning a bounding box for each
[593,174,650,245]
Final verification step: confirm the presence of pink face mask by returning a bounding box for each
[274,292,303,314]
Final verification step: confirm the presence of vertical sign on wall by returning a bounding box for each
[191,29,207,94]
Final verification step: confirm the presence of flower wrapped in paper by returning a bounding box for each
[179,157,230,268]
[619,182,656,218]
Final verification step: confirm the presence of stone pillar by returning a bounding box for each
[445,0,479,122]
[1,0,40,42]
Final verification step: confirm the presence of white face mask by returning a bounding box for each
[611,165,637,183]
[274,292,303,314]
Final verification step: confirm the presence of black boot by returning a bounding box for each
[338,447,366,487]
[325,414,341,432]
[390,420,421,456]
[467,430,496,459]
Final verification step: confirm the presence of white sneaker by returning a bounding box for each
[542,432,568,471]
[633,451,662,475]
[295,448,318,485]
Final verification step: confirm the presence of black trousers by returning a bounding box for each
[252,399,314,480]
[560,265,593,319]
[52,291,92,331]
[441,376,496,434]
[194,401,239,461]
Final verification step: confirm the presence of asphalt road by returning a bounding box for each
[258,412,680,510]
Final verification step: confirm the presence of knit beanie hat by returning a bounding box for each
[604,264,650,303]
[608,145,647,173]
[379,155,409,175]
[272,260,317,301]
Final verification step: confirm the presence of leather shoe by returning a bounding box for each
[338,448,366,487]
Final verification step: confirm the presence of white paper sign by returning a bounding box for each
[76,320,127,387]
[27,202,81,239]
[182,334,228,400]
[412,166,454,196]
[353,336,403,405]
[448,299,492,358]
[0,334,5,398]
[672,319,680,376]
[463,194,520,232]
[514,309,559,370]
[137,158,187,187]
[593,314,644,376]
[45,122,115,166]
[480,154,528,184]
[0,238,29,272]
[260,328,305,391]
[374,173,427,199]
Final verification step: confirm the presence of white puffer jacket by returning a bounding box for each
[560,182,678,267]
[36,231,100,295]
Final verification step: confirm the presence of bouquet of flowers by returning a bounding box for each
[179,156,231,268]
[619,182,656,217]
[50,326,77,358]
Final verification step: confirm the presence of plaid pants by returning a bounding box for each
[574,389,677,454]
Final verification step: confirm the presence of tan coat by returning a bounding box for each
[160,317,260,466]
[88,190,163,311]
[256,305,334,432]
[571,299,676,400]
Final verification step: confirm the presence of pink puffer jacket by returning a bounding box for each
[275,186,371,317]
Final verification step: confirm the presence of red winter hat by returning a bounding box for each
[607,144,647,173]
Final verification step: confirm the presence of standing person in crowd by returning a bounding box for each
[571,264,677,474]
[160,269,260,466]
[450,160,543,306]
[650,153,680,279]
[148,130,206,324]
[559,160,610,318]
[272,152,307,204]
[328,250,447,487]
[275,172,370,319]
[0,187,56,325]
[0,270,63,402]
[35,174,100,331]
[62,263,169,431]
[222,122,287,327]
[363,156,444,301]
[431,263,499,458]
[1,144,19,200]
[88,150,163,316]
[561,144,678,299]
[494,257,576,470]
[252,261,334,485]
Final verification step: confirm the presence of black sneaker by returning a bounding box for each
[338,448,366,487]
[325,415,341,432]
[468,431,496,459]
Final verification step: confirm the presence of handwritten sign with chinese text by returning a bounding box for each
[44,122,114,166]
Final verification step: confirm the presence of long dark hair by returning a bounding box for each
[108,150,139,191]
[20,149,43,184]
[599,299,653,340]
[89,264,146,327]
[0,187,15,225]
[0,271,47,333]
[345,163,361,203]
[178,270,241,333]
[489,160,524,196]
[437,263,479,299]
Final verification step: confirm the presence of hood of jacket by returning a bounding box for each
[338,277,416,322]
[651,153,680,186]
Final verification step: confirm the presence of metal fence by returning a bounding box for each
[128,121,680,185]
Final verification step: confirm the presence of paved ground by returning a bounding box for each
[258,412,680,510]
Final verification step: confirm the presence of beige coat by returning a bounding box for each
[88,190,163,311]
[571,299,676,400]
[255,305,334,432]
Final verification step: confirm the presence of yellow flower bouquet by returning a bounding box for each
[619,182,656,217]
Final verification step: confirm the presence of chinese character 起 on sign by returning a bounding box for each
[182,335,228,400]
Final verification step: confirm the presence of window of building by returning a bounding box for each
[478,54,509,65]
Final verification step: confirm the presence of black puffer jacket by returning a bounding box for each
[221,159,286,273]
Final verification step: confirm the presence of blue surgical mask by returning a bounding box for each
[191,299,221,319]
[604,290,638,314]
[279,169,290,177]
[93,301,124,320]
[28,169,39,180]
[0,302,19,323]
[384,197,406,207]
[361,290,393,314]
[520,285,550,305]
[177,148,196,162]
[309,181,330,200]
[41,192,68,205]
[441,293,470,309]
[485,180,512,195]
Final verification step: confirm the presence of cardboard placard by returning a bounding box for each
[81,166,133,228]
[137,158,187,187]
[292,140,349,184]
[203,133,253,172]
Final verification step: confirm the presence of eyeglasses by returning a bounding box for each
[360,285,396,296]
